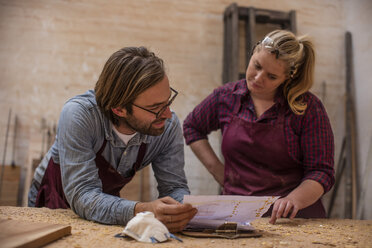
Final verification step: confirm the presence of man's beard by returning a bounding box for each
[120,114,167,136]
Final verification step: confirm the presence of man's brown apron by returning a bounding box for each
[35,140,147,209]
[221,97,325,218]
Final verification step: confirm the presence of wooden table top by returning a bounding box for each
[1,206,371,248]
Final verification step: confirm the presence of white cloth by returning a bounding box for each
[122,211,174,243]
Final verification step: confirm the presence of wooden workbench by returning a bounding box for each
[1,206,371,247]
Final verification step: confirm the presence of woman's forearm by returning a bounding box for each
[286,179,324,208]
[189,139,224,185]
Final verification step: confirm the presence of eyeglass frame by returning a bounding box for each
[132,87,178,119]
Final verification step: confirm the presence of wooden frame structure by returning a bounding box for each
[223,3,297,84]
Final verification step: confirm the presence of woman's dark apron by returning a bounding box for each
[35,140,147,209]
[221,97,325,218]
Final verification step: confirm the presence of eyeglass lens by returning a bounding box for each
[156,89,177,118]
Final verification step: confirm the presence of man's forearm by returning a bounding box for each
[134,201,153,215]
[71,192,137,225]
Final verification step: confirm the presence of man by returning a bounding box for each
[28,46,197,232]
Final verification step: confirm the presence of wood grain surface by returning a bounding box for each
[1,206,371,248]
[0,218,71,248]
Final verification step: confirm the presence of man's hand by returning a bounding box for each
[134,196,198,232]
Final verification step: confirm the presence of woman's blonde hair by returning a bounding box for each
[95,47,165,125]
[254,29,315,115]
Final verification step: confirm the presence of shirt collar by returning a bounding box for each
[239,79,288,114]
[232,79,250,97]
[102,113,149,148]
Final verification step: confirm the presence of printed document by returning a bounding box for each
[184,195,279,230]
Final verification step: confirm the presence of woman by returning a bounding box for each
[183,30,334,224]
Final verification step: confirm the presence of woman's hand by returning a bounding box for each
[269,196,303,224]
[269,179,324,224]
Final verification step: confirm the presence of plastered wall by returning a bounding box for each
[0,0,370,218]
[343,0,372,219]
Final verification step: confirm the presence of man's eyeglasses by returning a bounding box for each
[132,87,178,119]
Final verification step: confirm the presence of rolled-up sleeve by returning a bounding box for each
[58,101,136,225]
[151,113,190,202]
[300,98,335,193]
[183,89,221,145]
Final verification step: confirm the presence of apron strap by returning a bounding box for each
[133,142,147,172]
[126,142,147,177]
[97,139,107,155]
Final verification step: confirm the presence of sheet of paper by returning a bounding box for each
[184,195,279,230]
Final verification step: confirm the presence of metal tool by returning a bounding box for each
[344,31,358,219]
[182,222,262,239]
